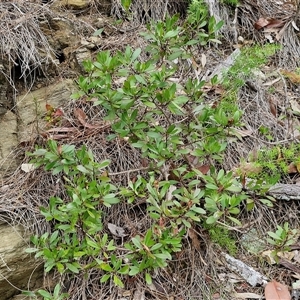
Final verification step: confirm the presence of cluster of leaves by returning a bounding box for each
[267,222,298,261]
[23,284,67,300]
[185,0,224,43]
[24,12,281,299]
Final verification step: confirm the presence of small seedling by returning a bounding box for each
[267,222,298,260]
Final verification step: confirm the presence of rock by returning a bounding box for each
[58,0,91,10]
[17,79,76,143]
[0,80,76,178]
[42,17,78,50]
[0,219,43,300]
[74,48,92,71]
[0,111,18,178]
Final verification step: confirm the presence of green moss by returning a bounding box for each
[249,143,300,183]
[205,224,238,255]
[222,44,280,91]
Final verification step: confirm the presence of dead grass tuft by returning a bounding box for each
[0,0,57,89]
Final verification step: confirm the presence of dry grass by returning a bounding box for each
[111,0,188,25]
[0,0,56,90]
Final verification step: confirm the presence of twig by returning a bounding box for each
[108,166,149,176]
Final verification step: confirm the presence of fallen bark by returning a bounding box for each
[268,183,300,201]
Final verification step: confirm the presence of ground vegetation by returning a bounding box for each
[1,0,300,299]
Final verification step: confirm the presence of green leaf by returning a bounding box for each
[77,165,89,173]
[52,165,63,175]
[22,291,36,297]
[121,0,131,11]
[56,262,64,274]
[129,265,140,276]
[260,198,274,207]
[149,212,160,219]
[209,38,222,44]
[214,20,224,32]
[107,239,116,251]
[164,30,180,39]
[113,275,124,288]
[133,122,148,130]
[266,238,276,245]
[118,265,129,275]
[206,216,217,224]
[100,263,114,272]
[267,231,282,240]
[48,139,58,153]
[151,243,162,251]
[103,194,120,205]
[206,183,218,190]
[246,200,255,211]
[132,237,142,249]
[53,284,61,298]
[93,28,104,36]
[147,131,161,139]
[168,50,183,61]
[143,101,156,108]
[185,39,199,45]
[154,252,172,260]
[145,273,152,285]
[182,218,191,228]
[98,160,111,169]
[87,239,100,249]
[74,251,86,258]
[185,212,201,222]
[62,144,75,154]
[228,206,240,214]
[32,148,47,156]
[50,230,59,244]
[131,48,141,63]
[135,74,147,85]
[190,205,206,214]
[100,274,111,283]
[25,248,38,253]
[37,289,52,298]
[66,263,80,274]
[226,184,242,192]
[144,229,153,245]
[227,216,242,226]
[45,262,55,273]
[168,101,184,115]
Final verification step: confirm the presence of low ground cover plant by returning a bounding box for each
[23,5,282,299]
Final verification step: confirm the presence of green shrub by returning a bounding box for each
[185,0,224,43]
[25,14,280,298]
